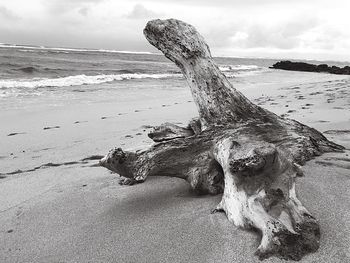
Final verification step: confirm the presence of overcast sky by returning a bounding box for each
[0,0,349,61]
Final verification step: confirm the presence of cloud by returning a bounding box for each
[127,0,320,8]
[202,14,321,51]
[0,0,349,61]
[0,6,18,20]
[125,4,160,19]
[78,7,89,16]
[43,0,104,15]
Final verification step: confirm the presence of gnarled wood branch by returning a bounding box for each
[100,19,344,260]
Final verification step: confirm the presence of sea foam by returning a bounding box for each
[219,65,260,72]
[0,73,181,89]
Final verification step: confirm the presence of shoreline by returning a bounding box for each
[1,70,350,262]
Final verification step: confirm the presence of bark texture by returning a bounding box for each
[100,19,344,260]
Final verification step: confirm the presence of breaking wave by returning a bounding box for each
[219,64,260,72]
[0,73,181,89]
[218,64,268,77]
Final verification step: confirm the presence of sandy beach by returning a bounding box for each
[1,69,350,262]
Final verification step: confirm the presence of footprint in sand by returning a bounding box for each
[7,132,26,137]
[309,91,323,96]
[43,126,60,130]
[316,159,350,170]
[125,135,133,138]
[33,147,52,153]
[315,120,330,123]
[16,207,24,218]
[74,121,88,124]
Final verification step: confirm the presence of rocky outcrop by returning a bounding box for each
[271,60,350,75]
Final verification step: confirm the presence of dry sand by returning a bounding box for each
[0,71,349,262]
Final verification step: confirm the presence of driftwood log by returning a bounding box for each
[100,19,344,260]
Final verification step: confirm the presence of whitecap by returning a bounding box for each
[0,73,182,89]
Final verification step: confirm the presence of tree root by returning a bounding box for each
[100,18,344,260]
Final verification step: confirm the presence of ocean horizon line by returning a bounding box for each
[0,43,159,55]
[1,42,349,64]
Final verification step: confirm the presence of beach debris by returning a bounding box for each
[100,19,344,261]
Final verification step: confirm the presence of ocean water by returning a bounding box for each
[1,44,348,110]
[0,45,272,107]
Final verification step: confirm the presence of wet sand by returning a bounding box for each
[0,71,350,262]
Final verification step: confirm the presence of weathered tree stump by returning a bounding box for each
[100,19,344,260]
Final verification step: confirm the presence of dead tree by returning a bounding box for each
[100,19,344,260]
